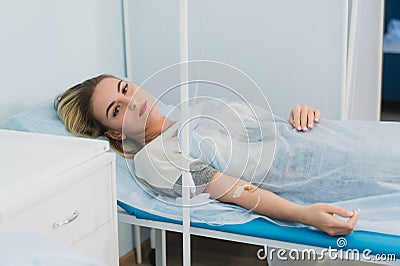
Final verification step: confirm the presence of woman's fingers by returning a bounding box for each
[300,105,309,131]
[314,109,321,123]
[327,208,360,236]
[307,203,360,236]
[307,108,315,129]
[289,105,320,131]
[289,105,302,130]
[346,209,360,230]
[329,205,355,218]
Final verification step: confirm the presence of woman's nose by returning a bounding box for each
[128,100,136,111]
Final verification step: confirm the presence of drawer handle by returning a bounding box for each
[52,210,79,228]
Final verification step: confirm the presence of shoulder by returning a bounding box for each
[134,122,185,189]
[135,121,181,162]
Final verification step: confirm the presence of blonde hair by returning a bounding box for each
[55,74,139,158]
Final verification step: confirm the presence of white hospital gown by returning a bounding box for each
[134,121,217,197]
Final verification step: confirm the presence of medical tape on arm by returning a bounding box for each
[233,184,261,212]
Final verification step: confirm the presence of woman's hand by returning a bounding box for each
[289,105,320,132]
[302,203,360,236]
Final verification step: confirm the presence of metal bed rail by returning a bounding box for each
[118,210,399,266]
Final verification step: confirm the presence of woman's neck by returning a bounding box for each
[145,114,173,144]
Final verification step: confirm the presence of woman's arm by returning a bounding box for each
[289,105,321,132]
[204,171,360,236]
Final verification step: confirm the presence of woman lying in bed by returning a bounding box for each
[55,74,400,236]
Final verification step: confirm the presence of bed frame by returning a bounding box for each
[118,209,399,266]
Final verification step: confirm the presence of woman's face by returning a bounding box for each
[91,77,161,142]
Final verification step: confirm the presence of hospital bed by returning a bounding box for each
[1,101,399,265]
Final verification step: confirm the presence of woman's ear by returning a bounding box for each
[104,130,126,141]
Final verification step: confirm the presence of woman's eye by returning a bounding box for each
[113,106,120,117]
[122,84,128,94]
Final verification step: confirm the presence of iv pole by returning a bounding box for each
[179,0,191,265]
[122,1,192,264]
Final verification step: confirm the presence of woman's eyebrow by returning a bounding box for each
[117,79,122,93]
[106,80,123,118]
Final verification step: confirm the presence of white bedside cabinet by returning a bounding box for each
[0,130,119,266]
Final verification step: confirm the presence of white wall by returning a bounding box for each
[0,0,125,122]
[0,0,138,258]
[127,0,348,119]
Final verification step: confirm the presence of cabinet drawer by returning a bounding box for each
[6,160,114,245]
[73,220,118,266]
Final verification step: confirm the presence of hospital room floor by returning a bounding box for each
[140,231,267,265]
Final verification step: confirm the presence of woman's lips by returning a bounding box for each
[139,101,147,117]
